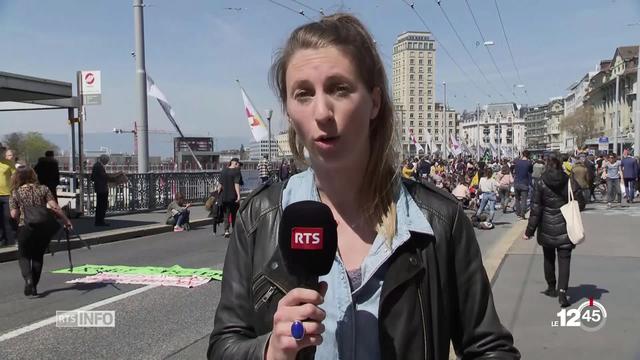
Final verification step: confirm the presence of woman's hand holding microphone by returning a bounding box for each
[265,282,328,360]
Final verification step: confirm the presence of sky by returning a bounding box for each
[1,0,639,153]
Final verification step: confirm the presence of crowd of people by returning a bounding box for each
[400,149,640,227]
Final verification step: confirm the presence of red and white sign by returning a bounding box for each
[80,70,101,95]
[291,227,324,250]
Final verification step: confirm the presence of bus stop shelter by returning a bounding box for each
[0,71,86,213]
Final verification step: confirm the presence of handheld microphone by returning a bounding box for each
[278,201,338,290]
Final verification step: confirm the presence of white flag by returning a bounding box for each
[450,134,462,156]
[424,131,433,152]
[240,88,269,142]
[409,129,424,153]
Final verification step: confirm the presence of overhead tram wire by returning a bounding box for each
[493,0,531,104]
[399,0,494,102]
[266,0,313,20]
[463,0,515,102]
[434,0,506,101]
[286,0,325,15]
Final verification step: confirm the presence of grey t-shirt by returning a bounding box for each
[606,161,621,179]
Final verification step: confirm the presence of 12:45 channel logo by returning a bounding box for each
[551,298,607,332]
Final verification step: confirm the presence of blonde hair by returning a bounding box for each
[269,13,399,241]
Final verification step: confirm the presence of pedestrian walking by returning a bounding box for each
[91,155,111,226]
[257,155,272,184]
[570,158,590,207]
[34,150,60,202]
[476,168,499,225]
[0,146,17,246]
[603,153,622,207]
[497,165,514,213]
[209,13,518,360]
[620,151,638,203]
[524,158,585,308]
[513,150,533,219]
[219,158,242,238]
[279,158,290,181]
[9,167,73,297]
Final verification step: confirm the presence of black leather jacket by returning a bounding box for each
[208,179,519,359]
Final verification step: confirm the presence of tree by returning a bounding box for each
[559,105,600,148]
[2,132,58,166]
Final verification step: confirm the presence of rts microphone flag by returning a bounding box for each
[278,201,338,289]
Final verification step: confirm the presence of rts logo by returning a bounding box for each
[291,227,324,250]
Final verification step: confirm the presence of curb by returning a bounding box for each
[485,220,528,283]
[0,217,213,263]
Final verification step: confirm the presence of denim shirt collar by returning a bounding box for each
[282,168,434,245]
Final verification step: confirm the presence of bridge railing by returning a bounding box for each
[59,170,260,216]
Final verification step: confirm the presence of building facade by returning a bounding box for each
[524,104,549,153]
[561,71,597,152]
[392,31,458,156]
[546,98,564,151]
[458,102,525,158]
[584,46,638,154]
[247,138,280,160]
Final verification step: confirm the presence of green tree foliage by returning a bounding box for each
[2,132,58,166]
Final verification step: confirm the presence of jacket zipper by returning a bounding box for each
[254,285,277,311]
[417,285,429,360]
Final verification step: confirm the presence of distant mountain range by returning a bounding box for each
[2,132,252,158]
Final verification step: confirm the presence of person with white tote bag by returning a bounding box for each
[523,158,585,308]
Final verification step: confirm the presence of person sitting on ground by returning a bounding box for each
[451,177,470,207]
[166,192,191,232]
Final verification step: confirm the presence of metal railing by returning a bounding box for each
[59,170,262,216]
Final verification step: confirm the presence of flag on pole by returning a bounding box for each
[147,75,185,137]
[450,134,462,156]
[409,129,424,153]
[490,143,498,158]
[239,86,269,142]
[460,139,472,156]
[425,131,433,152]
[147,75,203,170]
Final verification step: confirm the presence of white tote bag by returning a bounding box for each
[560,180,585,245]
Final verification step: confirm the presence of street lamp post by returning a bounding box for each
[476,103,480,161]
[635,45,640,155]
[442,81,447,158]
[133,0,149,173]
[265,109,273,162]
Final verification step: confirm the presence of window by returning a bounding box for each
[410,97,414,103]
[418,129,423,134]
[418,105,423,111]
[419,90,423,96]
[409,113,414,119]
[410,75,414,81]
[435,129,439,134]
[410,89,415,96]
[410,59,414,65]
[427,113,432,119]
[418,75,423,81]
[418,59,423,65]
[428,90,432,96]
[449,121,453,127]
[418,113,423,119]
[410,105,414,111]
[449,114,453,119]
[427,121,432,126]
[410,67,414,73]
[428,59,432,65]
[419,67,423,73]
[410,121,414,126]
[419,97,423,103]
[427,67,432,74]
[419,136,423,141]
[427,105,432,111]
[419,121,423,127]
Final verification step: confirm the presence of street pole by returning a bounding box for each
[476,103,480,161]
[266,109,273,163]
[443,82,447,159]
[133,0,149,173]
[635,45,640,155]
[614,74,620,155]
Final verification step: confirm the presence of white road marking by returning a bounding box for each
[0,284,159,343]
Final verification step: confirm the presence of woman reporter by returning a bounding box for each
[208,14,518,360]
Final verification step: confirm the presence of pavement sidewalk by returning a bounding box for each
[490,202,640,359]
[0,205,213,263]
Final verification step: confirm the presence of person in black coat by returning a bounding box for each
[33,151,60,201]
[524,157,585,307]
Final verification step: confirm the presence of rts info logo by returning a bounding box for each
[551,298,607,332]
